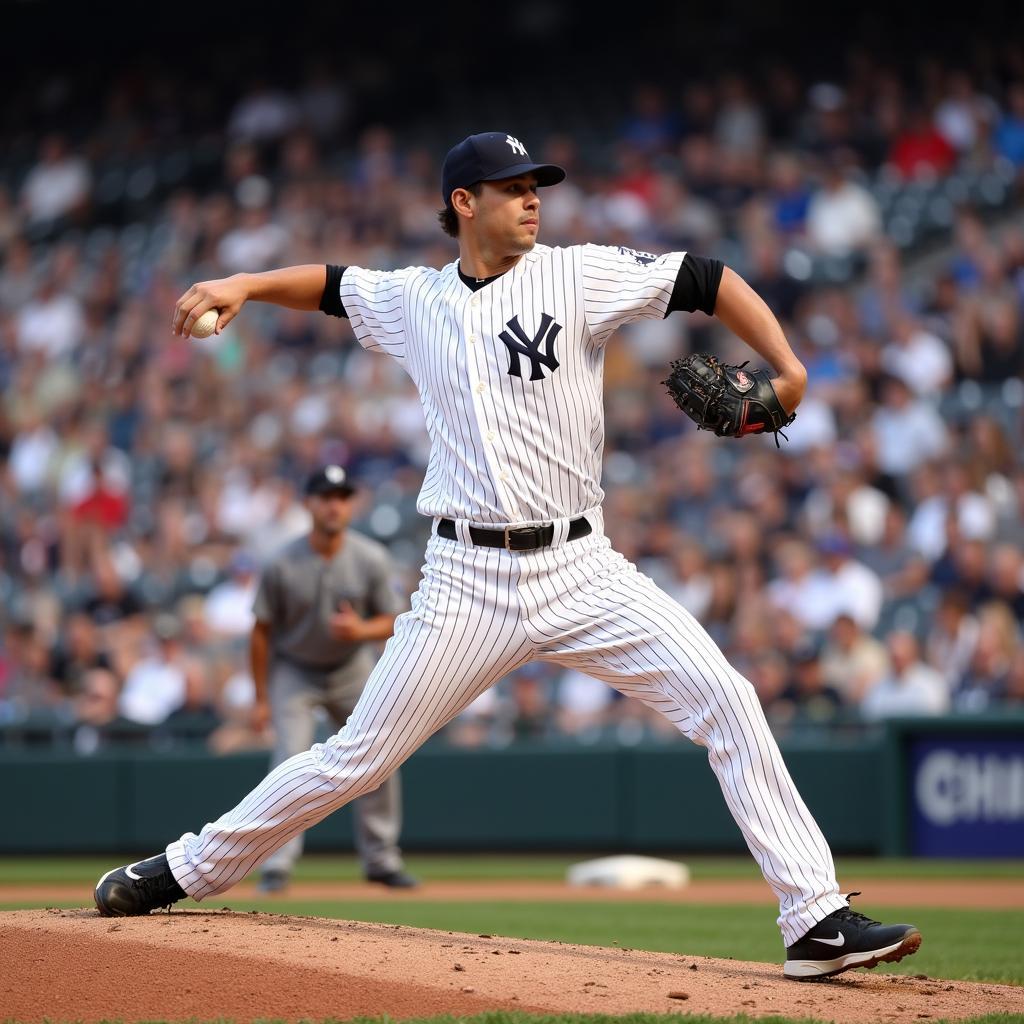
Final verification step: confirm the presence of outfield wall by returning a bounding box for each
[3,715,1022,856]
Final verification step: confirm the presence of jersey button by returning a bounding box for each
[485,430,495,442]
[475,381,486,393]
[470,297,479,308]
[498,471,509,482]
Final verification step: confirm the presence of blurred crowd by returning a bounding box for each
[2,33,1024,755]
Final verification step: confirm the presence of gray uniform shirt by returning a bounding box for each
[252,531,403,679]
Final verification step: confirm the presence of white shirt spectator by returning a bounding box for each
[934,77,998,152]
[17,289,84,359]
[802,476,890,547]
[204,574,258,637]
[217,216,289,273]
[216,470,282,541]
[228,86,298,142]
[664,571,713,621]
[861,663,949,719]
[846,484,890,546]
[881,325,953,396]
[221,670,256,713]
[807,177,882,257]
[825,557,884,631]
[935,103,974,151]
[9,423,59,493]
[906,494,948,561]
[119,656,187,725]
[21,149,90,224]
[771,546,883,631]
[776,393,838,453]
[871,395,949,477]
[246,497,312,560]
[768,572,837,631]
[908,491,998,560]
[592,189,651,234]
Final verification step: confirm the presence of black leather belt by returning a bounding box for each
[437,516,592,551]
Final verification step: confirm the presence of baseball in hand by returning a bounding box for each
[190,309,220,339]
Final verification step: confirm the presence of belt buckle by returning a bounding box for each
[504,525,541,552]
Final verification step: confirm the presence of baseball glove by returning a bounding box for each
[663,352,796,444]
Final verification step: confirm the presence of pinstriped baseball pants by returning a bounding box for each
[167,509,845,944]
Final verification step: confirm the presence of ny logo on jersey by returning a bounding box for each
[499,313,562,381]
[505,135,528,157]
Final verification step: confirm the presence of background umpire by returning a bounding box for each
[250,464,416,891]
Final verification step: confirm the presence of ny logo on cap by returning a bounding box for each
[505,135,528,157]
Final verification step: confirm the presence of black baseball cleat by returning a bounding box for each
[94,854,187,916]
[365,868,419,889]
[784,893,922,980]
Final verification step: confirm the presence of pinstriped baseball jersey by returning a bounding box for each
[341,244,684,525]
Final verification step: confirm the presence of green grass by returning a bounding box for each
[2,853,1024,884]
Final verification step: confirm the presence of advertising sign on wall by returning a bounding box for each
[909,737,1024,856]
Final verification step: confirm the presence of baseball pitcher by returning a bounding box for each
[95,131,920,980]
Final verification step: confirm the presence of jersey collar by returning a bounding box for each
[453,246,549,293]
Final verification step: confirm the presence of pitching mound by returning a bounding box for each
[3,908,1020,1023]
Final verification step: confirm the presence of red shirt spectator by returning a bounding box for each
[890,110,956,179]
[72,463,130,530]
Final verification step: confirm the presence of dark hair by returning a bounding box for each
[437,182,483,238]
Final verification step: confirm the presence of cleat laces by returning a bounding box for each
[831,891,878,929]
[133,866,180,911]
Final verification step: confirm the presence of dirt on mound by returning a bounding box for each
[3,908,1021,1023]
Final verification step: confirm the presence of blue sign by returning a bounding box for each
[909,736,1024,856]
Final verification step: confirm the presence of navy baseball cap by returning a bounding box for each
[305,464,356,497]
[441,132,565,206]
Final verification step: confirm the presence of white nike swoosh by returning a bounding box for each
[812,933,845,947]
[124,862,143,880]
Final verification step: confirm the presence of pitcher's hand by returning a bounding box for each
[173,274,250,337]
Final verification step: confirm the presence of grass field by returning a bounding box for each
[3,854,1023,990]
[3,852,1024,883]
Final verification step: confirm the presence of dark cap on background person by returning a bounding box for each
[441,132,565,206]
[304,464,357,498]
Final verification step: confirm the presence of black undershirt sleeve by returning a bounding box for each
[665,253,724,317]
[319,264,348,318]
